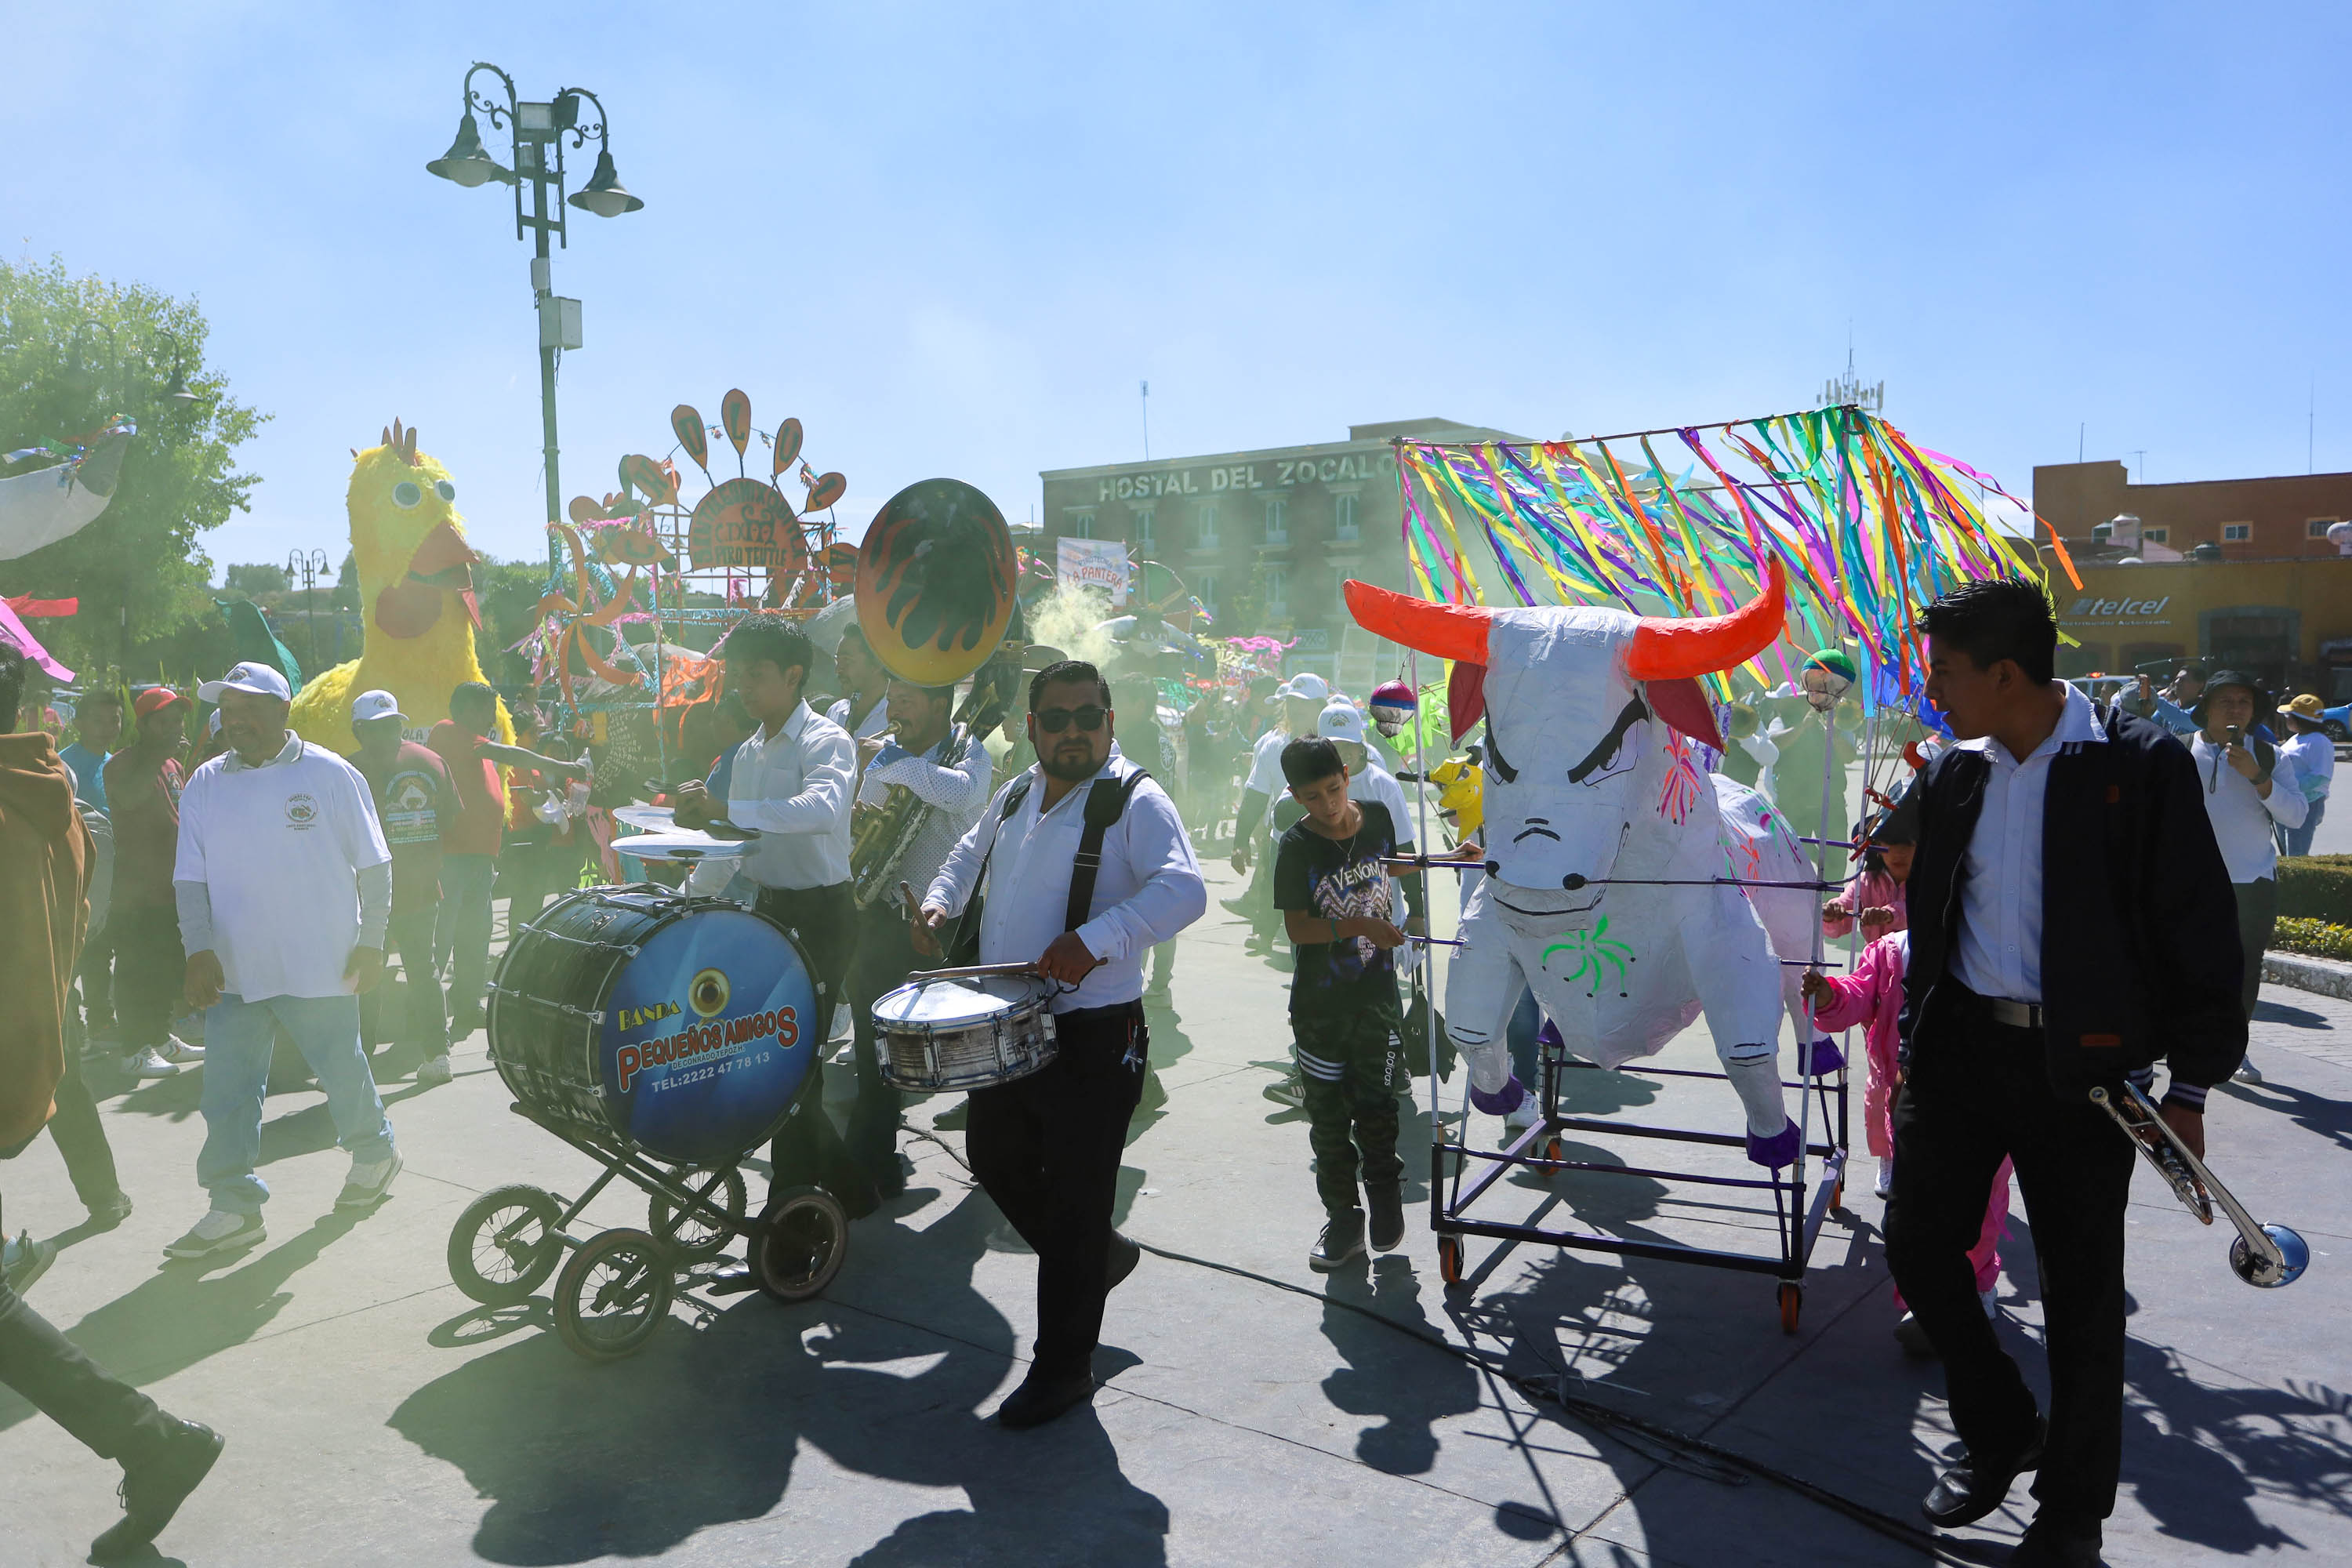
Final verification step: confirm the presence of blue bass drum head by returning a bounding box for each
[598,906,817,1164]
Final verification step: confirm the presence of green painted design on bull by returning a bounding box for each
[1541,915,1636,997]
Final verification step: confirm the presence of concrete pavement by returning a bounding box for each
[6,854,2351,1566]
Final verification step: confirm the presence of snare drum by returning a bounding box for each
[488,887,818,1164]
[870,974,1058,1093]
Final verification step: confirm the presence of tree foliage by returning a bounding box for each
[0,256,266,681]
[223,561,290,597]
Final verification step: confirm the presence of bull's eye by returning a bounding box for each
[391,481,423,509]
[435,480,456,503]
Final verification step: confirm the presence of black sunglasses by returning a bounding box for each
[1035,705,1108,734]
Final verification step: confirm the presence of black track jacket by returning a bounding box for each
[1897,704,2246,1102]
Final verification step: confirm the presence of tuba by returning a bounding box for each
[851,721,973,911]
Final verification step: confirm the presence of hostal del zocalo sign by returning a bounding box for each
[1092,450,1395,504]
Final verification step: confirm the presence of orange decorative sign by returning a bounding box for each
[688,477,797,570]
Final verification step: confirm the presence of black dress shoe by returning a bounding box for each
[2011,1514,2103,1566]
[995,1367,1097,1430]
[91,1417,223,1559]
[1106,1232,1142,1292]
[1922,1417,2045,1528]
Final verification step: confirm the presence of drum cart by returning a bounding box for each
[444,885,852,1363]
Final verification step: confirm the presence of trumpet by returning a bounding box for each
[2088,1081,2309,1288]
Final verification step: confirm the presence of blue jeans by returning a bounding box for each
[198,993,397,1214]
[2278,796,2326,859]
[434,852,498,1018]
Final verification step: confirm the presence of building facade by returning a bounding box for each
[2034,458,2352,562]
[1038,417,1520,685]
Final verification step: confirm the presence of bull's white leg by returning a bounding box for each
[1678,886,1796,1166]
[1445,880,1527,1113]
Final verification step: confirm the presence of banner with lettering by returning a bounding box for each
[1056,536,1129,606]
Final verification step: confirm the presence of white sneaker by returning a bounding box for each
[336,1152,403,1210]
[829,1003,854,1044]
[416,1055,453,1087]
[161,1035,205,1065]
[1504,1102,1541,1130]
[1874,1164,1895,1200]
[1980,1287,1999,1319]
[2234,1059,2263,1084]
[124,1047,180,1079]
[3,1229,56,1293]
[164,1210,266,1259]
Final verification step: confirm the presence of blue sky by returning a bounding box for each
[7,2,2347,576]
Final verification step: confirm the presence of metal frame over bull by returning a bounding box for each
[1350,561,1850,1329]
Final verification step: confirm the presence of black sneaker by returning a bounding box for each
[90,1417,223,1560]
[1365,1185,1405,1252]
[1310,1210,1367,1272]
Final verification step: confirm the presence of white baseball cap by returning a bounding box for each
[1269,672,1331,707]
[198,661,292,703]
[1315,699,1368,746]
[350,689,405,724]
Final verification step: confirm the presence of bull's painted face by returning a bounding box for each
[1477,608,1653,911]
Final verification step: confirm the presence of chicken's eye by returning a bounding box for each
[435,480,456,503]
[392,481,422,509]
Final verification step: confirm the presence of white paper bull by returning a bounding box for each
[1347,564,1830,1167]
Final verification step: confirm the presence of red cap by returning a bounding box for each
[133,686,191,720]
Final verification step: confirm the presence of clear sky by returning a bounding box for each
[7,2,2347,576]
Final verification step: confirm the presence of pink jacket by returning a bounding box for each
[1822,868,1907,938]
[1809,931,1908,1065]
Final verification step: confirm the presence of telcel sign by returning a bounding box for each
[2064,594,2172,622]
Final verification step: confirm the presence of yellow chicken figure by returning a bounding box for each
[289,419,511,751]
[1429,752,1485,846]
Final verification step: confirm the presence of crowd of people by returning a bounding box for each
[0,575,2325,1564]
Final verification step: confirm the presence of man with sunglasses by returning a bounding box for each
[916,659,1206,1430]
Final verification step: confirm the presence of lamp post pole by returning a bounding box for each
[426,64,642,578]
[286,548,329,675]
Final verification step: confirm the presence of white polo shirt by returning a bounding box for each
[174,735,390,1001]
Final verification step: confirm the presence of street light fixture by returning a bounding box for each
[426,63,644,576]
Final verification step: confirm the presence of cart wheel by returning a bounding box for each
[1777,1281,1802,1334]
[648,1167,748,1261]
[553,1228,673,1362]
[1541,1136,1564,1164]
[1436,1234,1465,1287]
[753,1186,848,1303]
[1828,1177,1846,1210]
[448,1185,565,1306]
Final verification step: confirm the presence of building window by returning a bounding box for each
[2142,527,2168,544]
[1194,501,1219,550]
[2310,518,2336,539]
[1070,511,1095,539]
[1334,493,1359,541]
[1195,572,1218,614]
[1265,565,1289,619]
[1265,497,1287,545]
[1134,507,1154,549]
[2223,523,2251,542]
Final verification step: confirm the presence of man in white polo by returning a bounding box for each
[165,662,401,1259]
[1223,672,1330,946]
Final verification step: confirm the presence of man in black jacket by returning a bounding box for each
[1889,579,2243,1568]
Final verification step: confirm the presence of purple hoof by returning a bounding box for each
[1535,1019,1563,1051]
[1806,1037,1845,1074]
[1746,1123,1800,1169]
[1470,1075,1526,1116]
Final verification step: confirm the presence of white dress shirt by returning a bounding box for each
[925,753,1207,1012]
[2279,728,2334,803]
[827,692,891,742]
[857,726,994,898]
[2187,731,2303,884]
[724,701,855,890]
[1950,682,2104,1004]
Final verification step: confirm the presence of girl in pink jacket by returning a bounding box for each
[1804,932,2008,1348]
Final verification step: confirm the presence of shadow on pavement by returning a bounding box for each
[2219,1077,2352,1152]
[392,1185,1169,1566]
[1319,1254,1481,1474]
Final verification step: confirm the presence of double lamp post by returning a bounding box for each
[425,63,644,577]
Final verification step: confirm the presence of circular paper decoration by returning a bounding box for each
[856,478,1017,685]
[688,477,797,571]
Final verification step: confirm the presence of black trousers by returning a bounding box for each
[43,1050,122,1209]
[78,923,115,1033]
[111,902,184,1053]
[1884,996,2136,1524]
[757,884,873,1214]
[967,1001,1147,1377]
[0,1194,171,1463]
[2234,877,2276,1019]
[847,904,920,1196]
[360,904,446,1059]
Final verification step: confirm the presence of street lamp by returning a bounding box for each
[425,63,644,577]
[286,548,330,674]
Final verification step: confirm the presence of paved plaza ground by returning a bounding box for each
[7,852,2351,1566]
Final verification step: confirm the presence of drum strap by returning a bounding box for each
[1065,771,1150,934]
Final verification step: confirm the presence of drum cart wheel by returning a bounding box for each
[1777,1281,1802,1334]
[448,1185,566,1306]
[1436,1234,1465,1287]
[648,1167,748,1262]
[752,1186,849,1302]
[1541,1135,1564,1164]
[554,1228,674,1362]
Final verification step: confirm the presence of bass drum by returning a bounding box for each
[488,887,818,1166]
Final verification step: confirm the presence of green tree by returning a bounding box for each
[0,256,265,677]
[223,561,290,597]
